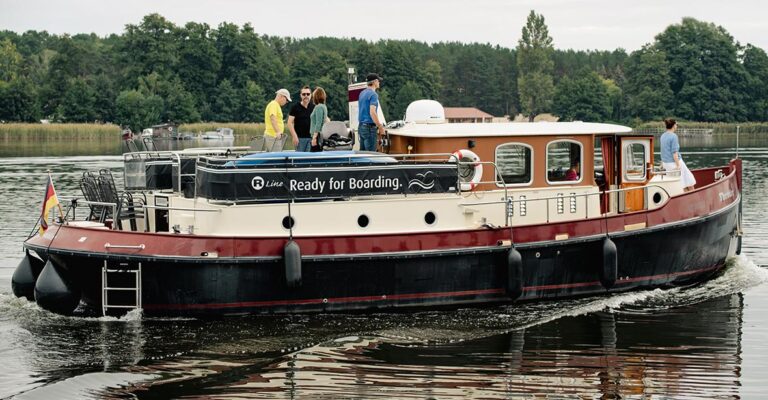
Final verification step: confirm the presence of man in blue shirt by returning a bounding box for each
[357,73,385,151]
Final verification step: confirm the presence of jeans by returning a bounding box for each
[358,124,377,151]
[296,137,311,152]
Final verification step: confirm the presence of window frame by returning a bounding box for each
[494,142,534,187]
[545,139,584,185]
[622,139,650,182]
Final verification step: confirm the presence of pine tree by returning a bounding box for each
[517,10,555,121]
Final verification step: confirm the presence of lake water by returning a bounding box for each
[0,135,767,399]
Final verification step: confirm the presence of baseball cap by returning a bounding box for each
[276,88,292,101]
[366,73,383,83]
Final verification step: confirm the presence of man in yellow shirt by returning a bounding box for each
[264,88,292,152]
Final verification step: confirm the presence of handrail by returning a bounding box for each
[59,197,119,230]
[461,184,671,206]
[142,205,220,212]
[195,151,459,169]
[104,243,145,250]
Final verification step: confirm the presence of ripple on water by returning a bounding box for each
[1,257,761,399]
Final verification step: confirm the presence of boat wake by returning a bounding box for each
[371,255,768,344]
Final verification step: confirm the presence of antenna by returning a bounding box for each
[736,125,740,159]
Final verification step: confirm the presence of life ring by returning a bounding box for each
[450,149,483,191]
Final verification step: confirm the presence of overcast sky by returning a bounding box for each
[1,0,766,51]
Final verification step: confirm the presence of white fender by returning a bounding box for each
[450,149,483,191]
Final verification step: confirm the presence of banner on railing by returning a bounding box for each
[196,164,459,200]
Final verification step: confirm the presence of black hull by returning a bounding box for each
[25,200,739,317]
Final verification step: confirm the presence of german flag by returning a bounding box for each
[38,175,60,236]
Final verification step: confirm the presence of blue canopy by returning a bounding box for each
[224,151,397,167]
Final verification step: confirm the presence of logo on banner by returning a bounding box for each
[408,171,436,190]
[252,176,265,190]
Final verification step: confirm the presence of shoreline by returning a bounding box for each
[1,121,766,138]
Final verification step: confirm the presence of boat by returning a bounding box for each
[200,127,234,140]
[10,88,743,317]
[121,127,133,140]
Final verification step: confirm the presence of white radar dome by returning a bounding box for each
[404,100,445,124]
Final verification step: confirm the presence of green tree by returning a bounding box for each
[115,89,163,131]
[161,78,200,123]
[57,77,98,122]
[517,10,554,121]
[654,17,748,121]
[349,41,384,83]
[120,13,179,82]
[553,71,610,121]
[391,81,423,120]
[743,44,768,121]
[240,80,266,122]
[214,23,286,91]
[0,39,22,81]
[0,77,41,122]
[603,78,624,122]
[177,22,221,103]
[211,79,241,121]
[624,45,673,121]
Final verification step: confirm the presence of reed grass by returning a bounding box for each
[0,122,268,140]
[0,123,121,139]
[633,121,768,134]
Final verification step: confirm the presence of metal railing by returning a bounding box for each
[460,184,671,225]
[59,197,220,231]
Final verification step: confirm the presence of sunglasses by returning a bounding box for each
[301,93,311,96]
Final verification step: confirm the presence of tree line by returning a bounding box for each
[1,12,766,131]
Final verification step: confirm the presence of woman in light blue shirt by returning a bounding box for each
[660,118,696,192]
[310,87,328,152]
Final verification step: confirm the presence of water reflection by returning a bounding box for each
[100,295,745,399]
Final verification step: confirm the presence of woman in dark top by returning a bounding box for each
[310,87,328,152]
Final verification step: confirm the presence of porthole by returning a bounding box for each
[653,192,663,204]
[357,214,370,228]
[282,216,295,230]
[424,211,436,225]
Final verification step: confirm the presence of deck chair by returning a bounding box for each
[320,121,354,150]
[123,139,140,154]
[142,137,157,152]
[249,136,265,151]
[267,135,289,152]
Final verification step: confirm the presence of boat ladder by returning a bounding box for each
[101,261,142,316]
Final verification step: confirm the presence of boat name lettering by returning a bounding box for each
[251,176,283,191]
[290,178,326,193]
[286,176,402,193]
[349,176,401,191]
[718,190,734,202]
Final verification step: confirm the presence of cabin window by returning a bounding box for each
[623,141,648,181]
[547,140,583,184]
[495,143,533,186]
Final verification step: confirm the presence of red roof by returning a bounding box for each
[444,107,493,119]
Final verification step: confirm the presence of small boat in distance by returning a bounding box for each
[200,127,234,140]
[120,127,133,140]
[10,85,744,317]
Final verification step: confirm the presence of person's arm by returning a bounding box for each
[672,136,681,168]
[287,115,299,146]
[270,114,282,138]
[369,105,385,136]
